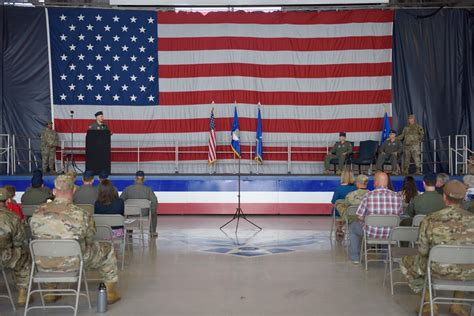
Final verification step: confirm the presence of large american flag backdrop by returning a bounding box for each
[48,8,393,174]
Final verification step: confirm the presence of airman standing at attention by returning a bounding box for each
[398,114,424,175]
[40,121,59,174]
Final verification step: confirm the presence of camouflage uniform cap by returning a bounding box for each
[0,188,8,201]
[408,114,415,119]
[463,175,474,188]
[54,175,75,191]
[355,174,368,185]
[443,180,467,200]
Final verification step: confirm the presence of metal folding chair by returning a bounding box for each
[329,200,345,239]
[0,269,16,311]
[360,215,400,271]
[412,214,426,227]
[419,245,474,316]
[124,199,151,241]
[383,226,419,295]
[24,240,91,316]
[93,215,127,270]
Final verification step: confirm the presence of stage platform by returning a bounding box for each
[0,174,431,215]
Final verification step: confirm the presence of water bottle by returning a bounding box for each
[97,282,107,313]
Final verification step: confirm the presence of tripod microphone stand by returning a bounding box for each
[220,156,261,234]
[62,110,82,173]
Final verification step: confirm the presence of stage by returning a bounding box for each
[0,174,428,215]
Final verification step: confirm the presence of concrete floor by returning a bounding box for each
[0,216,421,316]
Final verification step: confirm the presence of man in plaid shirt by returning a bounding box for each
[348,171,403,263]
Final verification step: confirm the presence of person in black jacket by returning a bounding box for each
[95,179,124,237]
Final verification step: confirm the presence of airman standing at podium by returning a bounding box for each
[88,111,110,131]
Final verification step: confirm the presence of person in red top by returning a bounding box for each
[4,185,25,222]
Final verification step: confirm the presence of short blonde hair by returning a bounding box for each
[340,169,355,185]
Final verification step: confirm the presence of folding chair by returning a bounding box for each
[125,199,151,240]
[329,200,344,240]
[419,245,474,316]
[76,204,94,216]
[361,215,400,271]
[0,269,16,311]
[412,214,426,227]
[24,240,91,316]
[93,215,127,270]
[384,226,419,295]
[344,205,360,243]
[21,205,38,218]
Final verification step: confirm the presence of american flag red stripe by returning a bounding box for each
[52,9,393,173]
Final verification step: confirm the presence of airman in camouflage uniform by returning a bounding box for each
[88,111,110,131]
[21,170,54,205]
[397,114,424,175]
[335,174,369,225]
[376,129,402,174]
[324,132,353,174]
[400,180,474,316]
[30,175,121,304]
[40,121,59,174]
[0,187,31,306]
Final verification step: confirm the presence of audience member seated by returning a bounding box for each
[405,173,444,219]
[462,174,474,213]
[348,172,403,264]
[95,180,124,237]
[399,175,418,206]
[21,169,53,205]
[323,132,353,175]
[4,185,25,222]
[435,172,449,194]
[30,175,121,304]
[335,174,369,232]
[73,170,98,205]
[400,180,474,316]
[99,170,109,184]
[0,187,31,306]
[331,169,356,239]
[120,171,159,238]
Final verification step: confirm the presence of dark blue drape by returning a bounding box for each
[392,9,474,172]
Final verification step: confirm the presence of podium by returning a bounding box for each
[86,130,111,175]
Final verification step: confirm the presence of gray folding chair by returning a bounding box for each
[419,245,474,316]
[329,200,345,239]
[21,205,38,218]
[361,215,400,271]
[412,214,426,227]
[384,226,419,295]
[93,215,127,270]
[76,204,94,216]
[24,239,91,316]
[125,199,151,242]
[0,269,16,311]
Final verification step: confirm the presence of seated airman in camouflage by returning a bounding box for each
[21,170,53,206]
[323,132,353,175]
[335,174,369,228]
[400,180,474,316]
[0,187,31,306]
[30,175,121,304]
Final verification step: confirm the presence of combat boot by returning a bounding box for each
[17,288,30,306]
[449,291,469,316]
[105,282,121,304]
[416,291,439,316]
[415,168,422,176]
[44,284,61,303]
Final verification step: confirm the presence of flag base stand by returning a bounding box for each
[220,157,261,234]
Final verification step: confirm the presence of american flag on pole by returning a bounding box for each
[208,107,217,164]
[49,8,393,173]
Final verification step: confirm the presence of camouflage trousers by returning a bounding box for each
[83,241,119,283]
[401,254,474,293]
[376,152,399,172]
[41,147,56,173]
[403,145,421,173]
[0,247,31,289]
[324,154,345,171]
[37,241,118,283]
